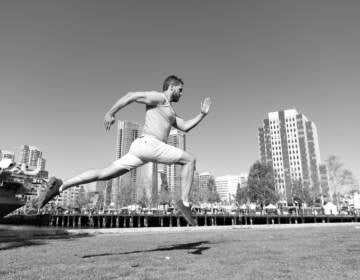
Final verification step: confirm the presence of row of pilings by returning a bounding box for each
[46,214,360,228]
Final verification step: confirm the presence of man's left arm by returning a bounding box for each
[174,97,211,132]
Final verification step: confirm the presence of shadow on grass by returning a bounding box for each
[82,241,211,258]
[0,227,90,251]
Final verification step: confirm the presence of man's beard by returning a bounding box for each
[172,93,181,102]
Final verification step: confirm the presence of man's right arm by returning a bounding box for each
[104,91,164,131]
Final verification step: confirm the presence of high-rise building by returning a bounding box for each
[95,181,107,193]
[198,172,215,201]
[199,172,213,191]
[19,145,30,165]
[112,120,141,207]
[1,150,15,161]
[163,129,186,200]
[258,109,324,202]
[19,145,46,170]
[215,174,248,202]
[37,158,46,171]
[190,171,200,203]
[136,161,158,206]
[58,185,85,208]
[104,180,113,206]
[28,146,42,169]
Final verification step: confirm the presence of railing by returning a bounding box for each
[43,213,360,228]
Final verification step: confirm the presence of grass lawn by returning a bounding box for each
[1,224,360,279]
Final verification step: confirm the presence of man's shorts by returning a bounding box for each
[113,135,184,170]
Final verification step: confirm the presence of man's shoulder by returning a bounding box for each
[142,91,166,105]
[145,91,164,97]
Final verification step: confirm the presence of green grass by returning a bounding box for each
[1,224,360,279]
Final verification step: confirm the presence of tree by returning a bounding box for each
[207,177,220,203]
[326,156,359,204]
[246,161,279,205]
[189,175,200,204]
[290,179,312,206]
[25,196,39,215]
[74,191,93,210]
[235,183,246,205]
[118,175,135,207]
[138,188,149,208]
[159,172,171,207]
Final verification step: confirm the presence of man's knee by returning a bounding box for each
[180,153,196,166]
[97,170,112,181]
[189,155,196,166]
[97,165,130,181]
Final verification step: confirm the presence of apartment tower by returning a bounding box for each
[258,109,323,202]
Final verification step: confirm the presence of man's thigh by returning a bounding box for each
[100,153,145,179]
[131,136,184,164]
[113,153,145,170]
[154,143,186,164]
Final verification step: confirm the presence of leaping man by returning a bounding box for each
[39,75,211,226]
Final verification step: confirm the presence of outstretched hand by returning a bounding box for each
[104,113,115,131]
[201,97,211,115]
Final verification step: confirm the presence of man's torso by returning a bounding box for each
[142,93,176,142]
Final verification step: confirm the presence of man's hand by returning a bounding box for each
[200,97,211,115]
[104,113,115,131]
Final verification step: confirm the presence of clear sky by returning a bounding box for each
[1,0,360,181]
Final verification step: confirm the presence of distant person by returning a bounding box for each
[39,75,211,226]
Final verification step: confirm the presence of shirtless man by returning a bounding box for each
[39,75,211,226]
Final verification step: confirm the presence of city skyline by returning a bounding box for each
[1,1,360,182]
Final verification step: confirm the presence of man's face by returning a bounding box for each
[171,84,183,102]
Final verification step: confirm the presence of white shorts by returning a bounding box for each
[113,135,184,170]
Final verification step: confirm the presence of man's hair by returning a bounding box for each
[162,75,184,91]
